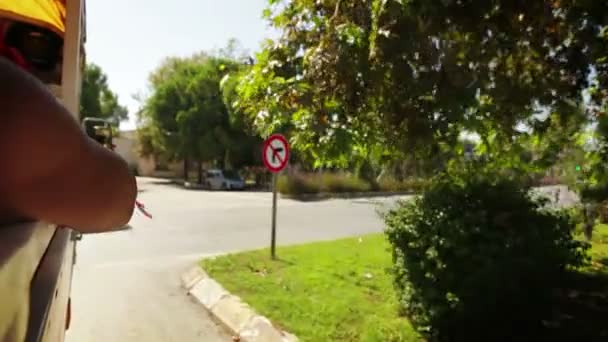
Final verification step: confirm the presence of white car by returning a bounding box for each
[205,169,245,190]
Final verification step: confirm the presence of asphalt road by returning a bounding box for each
[64,178,575,342]
[66,177,403,342]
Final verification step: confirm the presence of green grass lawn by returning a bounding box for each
[584,224,608,275]
[201,235,418,342]
[202,225,608,342]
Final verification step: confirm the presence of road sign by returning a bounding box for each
[262,134,289,259]
[263,134,290,173]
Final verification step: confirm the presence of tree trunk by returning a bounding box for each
[583,203,597,241]
[224,150,231,170]
[198,160,203,185]
[183,158,189,182]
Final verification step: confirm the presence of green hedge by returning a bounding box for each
[276,173,320,194]
[378,177,429,193]
[277,173,370,194]
[384,171,589,341]
[276,173,428,195]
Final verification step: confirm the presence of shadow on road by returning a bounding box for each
[141,178,272,194]
[539,271,608,341]
[141,179,209,192]
[145,179,176,186]
[82,224,134,236]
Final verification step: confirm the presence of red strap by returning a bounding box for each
[0,22,31,71]
[135,200,153,219]
[0,43,30,71]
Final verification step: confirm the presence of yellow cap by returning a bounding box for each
[0,0,66,35]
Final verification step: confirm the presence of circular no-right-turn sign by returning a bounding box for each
[263,134,290,173]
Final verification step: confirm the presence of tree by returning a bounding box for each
[234,3,608,339]
[138,50,262,182]
[80,63,128,123]
[220,58,267,169]
[236,0,607,168]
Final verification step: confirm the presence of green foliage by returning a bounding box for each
[384,171,589,341]
[80,63,128,122]
[581,184,608,203]
[573,113,608,203]
[378,177,428,193]
[319,173,372,193]
[135,121,166,157]
[277,172,431,195]
[277,172,372,195]
[233,0,607,167]
[137,48,262,169]
[277,173,319,195]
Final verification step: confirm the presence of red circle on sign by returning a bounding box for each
[263,134,290,173]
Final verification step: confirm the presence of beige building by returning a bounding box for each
[114,130,137,165]
[114,130,154,176]
[114,130,183,178]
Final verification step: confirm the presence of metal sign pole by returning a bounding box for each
[271,172,278,259]
[263,134,289,260]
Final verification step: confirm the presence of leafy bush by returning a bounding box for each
[377,177,429,193]
[599,201,608,224]
[580,183,608,203]
[377,177,403,192]
[278,172,429,195]
[277,173,320,194]
[318,173,371,193]
[384,172,589,341]
[277,172,370,194]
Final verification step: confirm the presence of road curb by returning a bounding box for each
[182,266,298,342]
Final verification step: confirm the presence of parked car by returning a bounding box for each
[205,169,245,190]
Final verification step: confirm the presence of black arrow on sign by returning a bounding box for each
[271,145,284,164]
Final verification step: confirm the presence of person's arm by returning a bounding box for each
[0,57,137,233]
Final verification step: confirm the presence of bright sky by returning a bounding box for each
[85,0,273,130]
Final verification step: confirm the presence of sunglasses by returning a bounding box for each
[1,21,63,72]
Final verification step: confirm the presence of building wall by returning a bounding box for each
[114,136,137,166]
[114,130,154,176]
[114,130,194,179]
[137,156,157,177]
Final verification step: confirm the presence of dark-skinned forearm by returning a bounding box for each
[0,57,137,232]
